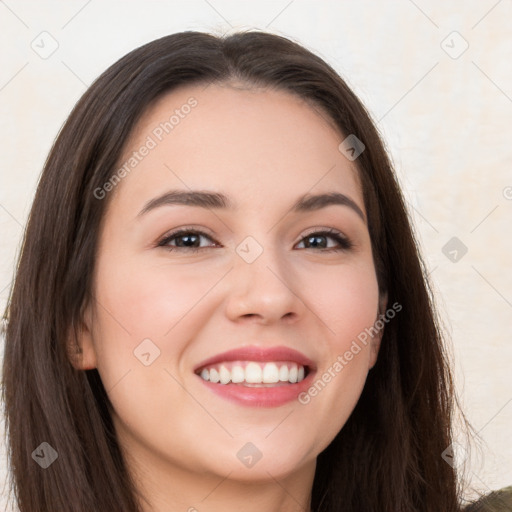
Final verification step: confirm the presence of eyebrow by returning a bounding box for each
[137,190,366,222]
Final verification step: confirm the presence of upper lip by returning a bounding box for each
[194,345,316,372]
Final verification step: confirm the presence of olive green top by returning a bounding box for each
[464,486,512,511]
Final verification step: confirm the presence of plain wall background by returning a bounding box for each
[1,0,511,508]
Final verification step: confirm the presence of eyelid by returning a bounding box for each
[299,226,347,240]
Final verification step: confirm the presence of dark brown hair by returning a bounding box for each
[2,30,481,511]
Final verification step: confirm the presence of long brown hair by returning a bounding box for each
[2,30,478,511]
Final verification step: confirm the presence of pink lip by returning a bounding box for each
[194,345,316,408]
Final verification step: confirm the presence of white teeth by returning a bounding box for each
[231,365,245,383]
[245,362,262,383]
[198,361,307,385]
[262,362,279,383]
[219,365,231,384]
[289,364,298,383]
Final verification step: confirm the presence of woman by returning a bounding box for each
[1,30,506,511]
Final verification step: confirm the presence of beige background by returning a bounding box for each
[1,0,511,508]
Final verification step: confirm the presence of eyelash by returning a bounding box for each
[157,227,353,253]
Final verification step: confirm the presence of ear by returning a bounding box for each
[369,291,388,370]
[67,303,97,371]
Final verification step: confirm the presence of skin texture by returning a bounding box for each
[72,83,388,512]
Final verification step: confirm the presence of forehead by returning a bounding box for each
[110,82,363,215]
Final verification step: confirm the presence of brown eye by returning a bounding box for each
[296,229,353,252]
[158,229,218,252]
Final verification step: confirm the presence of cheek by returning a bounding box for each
[88,256,211,456]
[306,260,380,349]
[296,263,380,440]
[93,253,216,338]
[89,252,229,381]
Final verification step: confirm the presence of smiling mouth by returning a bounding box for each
[195,361,309,386]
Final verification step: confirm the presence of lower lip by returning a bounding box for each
[196,371,315,407]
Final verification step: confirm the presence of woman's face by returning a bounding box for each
[75,83,386,487]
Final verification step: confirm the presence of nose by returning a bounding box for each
[223,241,305,326]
